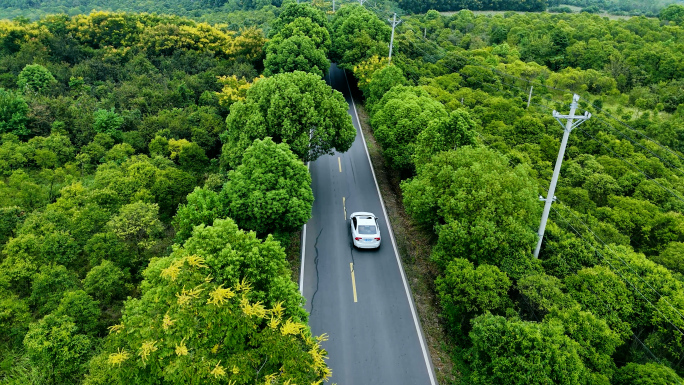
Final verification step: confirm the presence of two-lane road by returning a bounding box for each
[300,63,437,385]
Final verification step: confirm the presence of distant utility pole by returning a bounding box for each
[359,0,367,5]
[388,13,402,65]
[527,86,533,109]
[332,0,335,12]
[533,94,591,259]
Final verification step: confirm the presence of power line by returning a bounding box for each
[551,197,684,327]
[549,203,684,378]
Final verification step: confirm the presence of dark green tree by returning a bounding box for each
[221,71,355,168]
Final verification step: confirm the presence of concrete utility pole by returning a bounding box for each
[527,86,533,109]
[533,94,591,259]
[359,0,367,5]
[388,13,402,65]
[332,0,335,12]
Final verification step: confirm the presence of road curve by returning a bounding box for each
[300,63,437,385]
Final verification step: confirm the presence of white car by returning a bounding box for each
[350,212,381,249]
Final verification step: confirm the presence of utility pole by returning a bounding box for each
[388,13,402,65]
[424,27,427,39]
[533,94,591,259]
[332,0,335,12]
[527,86,533,109]
[359,0,367,5]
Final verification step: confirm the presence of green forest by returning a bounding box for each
[351,3,684,384]
[1,0,682,22]
[2,0,684,384]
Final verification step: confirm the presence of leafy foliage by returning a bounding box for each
[402,146,540,270]
[220,137,313,236]
[86,249,329,384]
[17,64,56,93]
[264,33,329,77]
[221,71,355,168]
[371,85,448,173]
[330,4,391,70]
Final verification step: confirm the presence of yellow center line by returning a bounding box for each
[350,263,358,303]
[343,196,346,219]
[338,157,342,172]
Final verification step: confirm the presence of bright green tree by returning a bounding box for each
[220,137,313,236]
[371,85,448,173]
[221,71,355,168]
[17,64,57,93]
[53,290,101,336]
[365,64,408,108]
[263,34,329,78]
[544,306,621,382]
[106,201,164,256]
[467,313,589,385]
[275,16,332,53]
[564,265,635,340]
[435,258,511,337]
[652,241,684,275]
[413,109,477,168]
[93,108,124,139]
[613,362,683,385]
[402,147,540,271]
[23,314,93,385]
[330,4,391,69]
[172,187,224,243]
[0,88,29,136]
[29,263,80,317]
[268,2,330,38]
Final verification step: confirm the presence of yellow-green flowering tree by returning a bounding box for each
[85,233,330,384]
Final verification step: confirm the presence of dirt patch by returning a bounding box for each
[356,104,459,384]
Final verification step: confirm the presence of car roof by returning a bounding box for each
[357,217,377,226]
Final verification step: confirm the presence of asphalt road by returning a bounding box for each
[300,63,437,385]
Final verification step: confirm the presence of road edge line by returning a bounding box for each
[343,69,438,385]
[299,161,311,296]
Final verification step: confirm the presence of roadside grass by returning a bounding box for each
[355,103,460,384]
[284,229,302,286]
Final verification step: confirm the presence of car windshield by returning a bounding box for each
[358,225,377,235]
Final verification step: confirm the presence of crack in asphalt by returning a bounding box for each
[309,228,324,313]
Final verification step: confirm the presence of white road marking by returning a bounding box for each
[299,161,311,295]
[343,69,438,385]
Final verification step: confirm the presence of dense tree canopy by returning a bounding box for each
[371,85,448,173]
[0,11,327,384]
[220,137,313,236]
[85,218,328,384]
[221,70,355,168]
[330,4,391,70]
